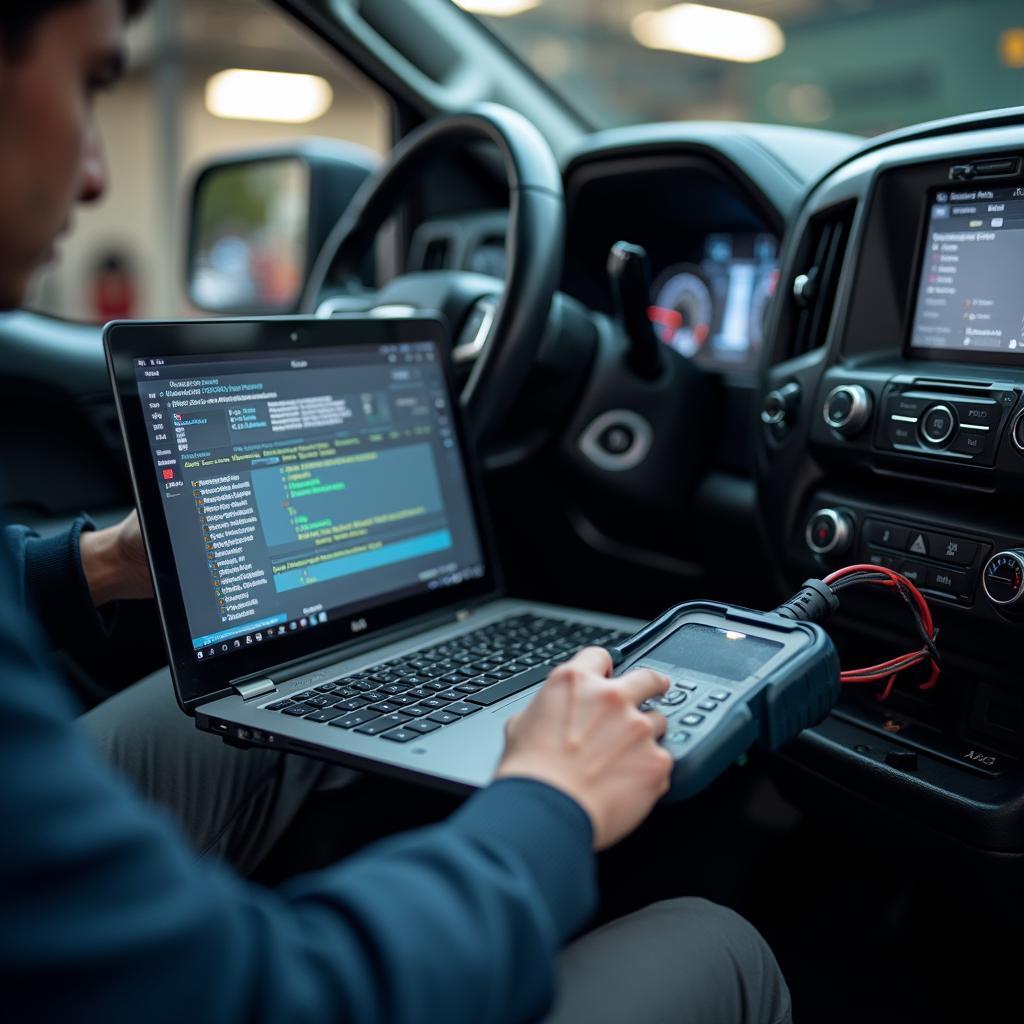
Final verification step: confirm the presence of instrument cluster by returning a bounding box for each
[648,233,779,371]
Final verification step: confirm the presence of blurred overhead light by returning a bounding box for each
[452,0,542,16]
[205,69,333,124]
[631,3,785,63]
[1001,28,1024,68]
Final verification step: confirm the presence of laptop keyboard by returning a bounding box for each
[260,613,631,745]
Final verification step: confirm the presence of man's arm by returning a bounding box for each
[0,550,670,1023]
[3,510,151,659]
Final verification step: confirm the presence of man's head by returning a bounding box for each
[0,0,147,309]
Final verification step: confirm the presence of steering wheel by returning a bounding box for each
[301,103,565,445]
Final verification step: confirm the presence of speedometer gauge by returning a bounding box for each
[648,265,713,358]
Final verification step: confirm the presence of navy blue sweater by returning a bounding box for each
[0,521,597,1023]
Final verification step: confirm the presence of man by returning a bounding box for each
[0,3,793,1022]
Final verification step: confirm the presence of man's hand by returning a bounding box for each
[495,647,673,850]
[79,511,154,607]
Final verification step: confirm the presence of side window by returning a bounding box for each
[26,0,389,323]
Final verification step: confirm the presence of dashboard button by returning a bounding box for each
[886,417,917,446]
[920,404,956,446]
[825,388,853,422]
[898,560,927,585]
[1011,410,1024,453]
[953,400,1000,429]
[925,565,970,598]
[823,385,872,437]
[888,397,929,417]
[905,531,930,556]
[806,508,853,555]
[949,429,989,456]
[885,750,918,771]
[863,519,908,550]
[889,395,925,418]
[931,534,980,567]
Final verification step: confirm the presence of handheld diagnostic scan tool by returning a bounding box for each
[608,566,942,800]
[609,601,840,800]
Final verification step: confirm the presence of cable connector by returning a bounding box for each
[772,578,840,624]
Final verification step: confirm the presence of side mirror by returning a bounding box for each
[186,140,378,315]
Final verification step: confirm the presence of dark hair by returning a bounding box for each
[0,0,149,58]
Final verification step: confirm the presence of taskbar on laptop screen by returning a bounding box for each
[133,340,487,665]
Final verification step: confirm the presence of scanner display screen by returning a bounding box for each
[651,623,783,683]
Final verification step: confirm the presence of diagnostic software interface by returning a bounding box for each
[910,185,1024,355]
[134,340,486,663]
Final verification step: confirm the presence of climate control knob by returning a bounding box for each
[823,385,872,438]
[982,550,1024,608]
[806,508,854,556]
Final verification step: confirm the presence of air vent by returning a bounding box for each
[786,201,856,360]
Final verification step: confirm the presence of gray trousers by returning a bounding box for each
[80,670,792,1024]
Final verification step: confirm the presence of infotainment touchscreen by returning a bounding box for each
[909,184,1024,358]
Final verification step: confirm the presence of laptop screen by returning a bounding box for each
[131,338,487,668]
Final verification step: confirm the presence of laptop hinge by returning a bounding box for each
[233,677,277,701]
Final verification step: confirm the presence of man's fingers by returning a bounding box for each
[564,645,614,678]
[617,667,670,704]
[645,710,668,740]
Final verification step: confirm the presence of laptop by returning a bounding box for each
[105,315,640,791]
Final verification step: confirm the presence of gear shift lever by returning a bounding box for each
[607,240,664,381]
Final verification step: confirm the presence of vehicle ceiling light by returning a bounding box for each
[205,69,333,124]
[631,3,785,64]
[452,0,542,16]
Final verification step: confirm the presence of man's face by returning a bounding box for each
[0,0,127,309]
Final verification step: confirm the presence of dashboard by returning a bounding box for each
[406,150,786,376]
[561,155,782,374]
[399,115,1024,863]
[757,113,1024,856]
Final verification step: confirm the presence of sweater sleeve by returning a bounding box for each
[0,540,597,1024]
[3,515,116,658]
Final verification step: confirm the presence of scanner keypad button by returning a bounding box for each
[709,691,730,702]
[680,713,705,726]
[661,689,688,706]
[697,700,718,712]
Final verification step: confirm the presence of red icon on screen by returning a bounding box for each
[162,468,175,481]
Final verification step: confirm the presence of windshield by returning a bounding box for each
[459,0,1024,136]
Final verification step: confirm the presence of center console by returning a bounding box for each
[756,114,1024,861]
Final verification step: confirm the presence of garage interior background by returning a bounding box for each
[25,0,1024,324]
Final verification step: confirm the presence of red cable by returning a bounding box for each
[822,564,940,700]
